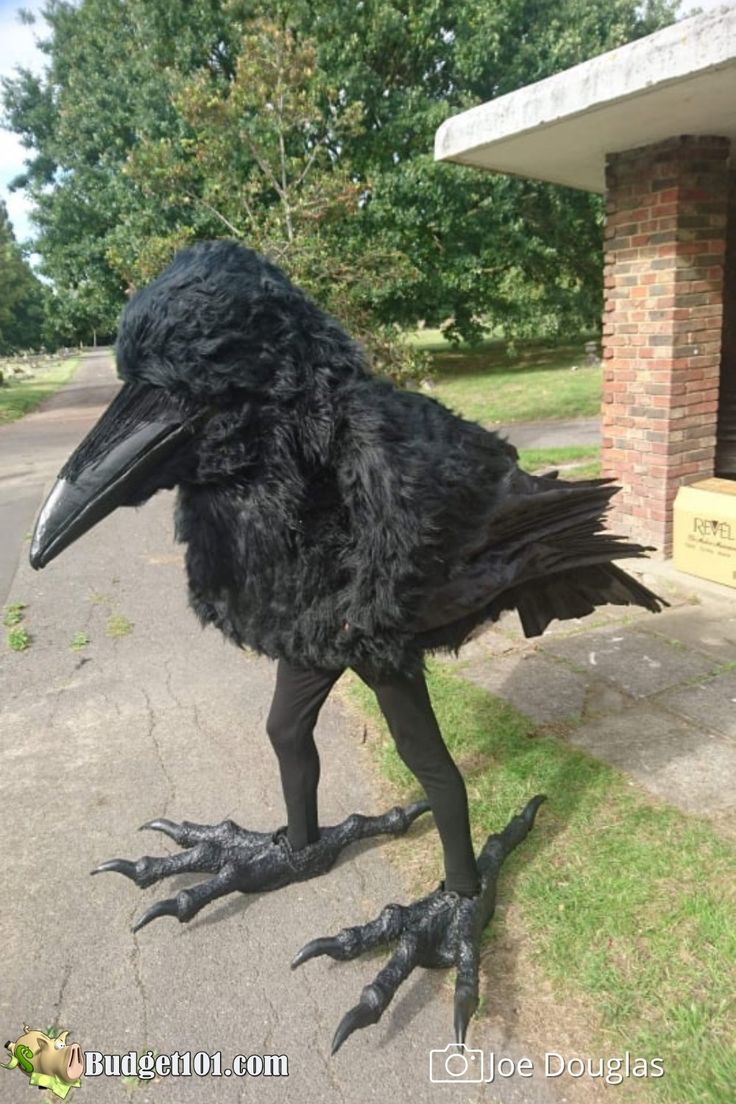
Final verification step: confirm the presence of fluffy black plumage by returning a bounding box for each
[115,239,665,677]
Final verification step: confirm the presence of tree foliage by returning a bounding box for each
[2,0,679,365]
[0,200,46,353]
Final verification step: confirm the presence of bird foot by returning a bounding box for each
[292,794,546,1054]
[91,802,430,933]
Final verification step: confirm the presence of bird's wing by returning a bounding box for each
[332,380,517,637]
[410,466,667,642]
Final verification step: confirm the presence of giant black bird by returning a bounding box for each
[30,240,666,1053]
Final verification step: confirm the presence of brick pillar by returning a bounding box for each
[715,169,736,476]
[601,135,730,556]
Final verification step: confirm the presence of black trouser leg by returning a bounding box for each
[353,663,480,897]
[266,659,344,849]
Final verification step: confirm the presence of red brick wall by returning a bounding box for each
[602,135,730,556]
[715,169,736,476]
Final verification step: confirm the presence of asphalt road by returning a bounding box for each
[0,349,120,605]
[500,417,600,451]
[1,352,571,1104]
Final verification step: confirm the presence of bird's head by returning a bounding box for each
[30,239,363,570]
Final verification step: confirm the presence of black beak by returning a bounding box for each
[30,381,203,570]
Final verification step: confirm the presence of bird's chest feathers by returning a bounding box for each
[176,469,351,607]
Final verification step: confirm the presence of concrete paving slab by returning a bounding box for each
[539,625,717,698]
[446,573,735,827]
[616,553,736,609]
[659,670,736,741]
[1,353,568,1104]
[457,652,591,725]
[438,625,529,664]
[578,681,635,721]
[488,601,661,648]
[636,598,736,662]
[566,704,736,816]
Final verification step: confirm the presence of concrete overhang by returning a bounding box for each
[434,6,736,193]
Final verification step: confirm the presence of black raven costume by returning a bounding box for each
[31,240,666,1052]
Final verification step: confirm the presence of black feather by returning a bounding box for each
[113,239,667,678]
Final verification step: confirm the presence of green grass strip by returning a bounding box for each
[517,445,602,481]
[423,341,601,425]
[0,357,80,425]
[344,659,735,1104]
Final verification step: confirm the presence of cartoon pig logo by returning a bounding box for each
[3,1025,83,1099]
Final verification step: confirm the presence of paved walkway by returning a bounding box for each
[447,561,736,837]
[0,349,119,605]
[499,417,600,450]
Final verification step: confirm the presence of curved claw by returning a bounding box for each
[454,982,478,1045]
[292,935,346,970]
[524,793,547,824]
[331,999,380,1056]
[316,797,546,1055]
[90,858,138,880]
[132,898,179,933]
[139,818,183,841]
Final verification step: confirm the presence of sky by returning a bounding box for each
[0,0,733,251]
[0,0,47,245]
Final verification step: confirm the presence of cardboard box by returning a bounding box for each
[673,477,736,588]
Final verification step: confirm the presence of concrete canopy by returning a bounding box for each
[434,6,736,193]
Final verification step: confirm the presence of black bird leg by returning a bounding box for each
[92,802,430,932]
[293,794,546,1053]
[291,661,545,1053]
[93,661,433,930]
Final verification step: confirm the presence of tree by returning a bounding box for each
[291,0,680,342]
[2,0,239,345]
[114,18,430,380]
[0,201,46,352]
[2,0,679,356]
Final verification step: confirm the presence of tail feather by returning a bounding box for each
[413,469,669,649]
[415,561,668,650]
[511,562,667,638]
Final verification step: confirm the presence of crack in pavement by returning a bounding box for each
[53,962,72,1029]
[163,659,182,711]
[191,701,205,755]
[141,685,176,819]
[246,920,280,1057]
[298,960,349,1102]
[45,680,66,744]
[129,907,150,1047]
[347,841,370,905]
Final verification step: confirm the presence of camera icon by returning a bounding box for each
[429,1043,484,1082]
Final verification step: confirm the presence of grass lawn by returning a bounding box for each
[337,662,735,1104]
[0,356,80,426]
[408,332,602,425]
[517,445,602,481]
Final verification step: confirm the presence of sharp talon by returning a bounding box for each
[331,1001,379,1055]
[525,793,547,823]
[454,983,478,1045]
[132,897,179,933]
[514,793,547,837]
[90,859,137,880]
[291,936,337,970]
[139,818,181,839]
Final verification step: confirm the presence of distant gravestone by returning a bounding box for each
[585,340,601,367]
